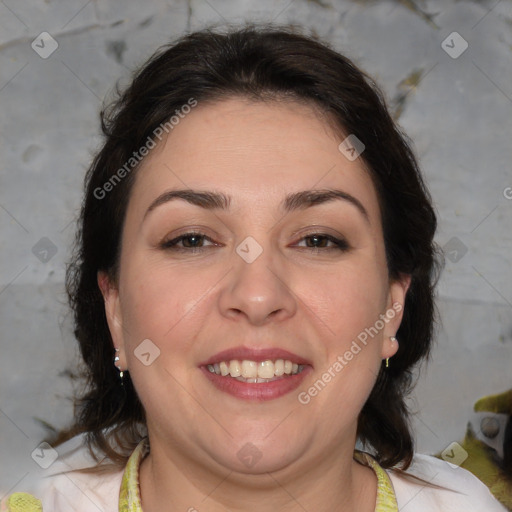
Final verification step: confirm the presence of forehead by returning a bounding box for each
[127,97,381,224]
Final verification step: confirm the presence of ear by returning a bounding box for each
[97,270,127,370]
[381,273,411,360]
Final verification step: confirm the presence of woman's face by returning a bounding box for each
[99,97,409,474]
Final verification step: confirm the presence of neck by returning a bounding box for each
[138,439,377,512]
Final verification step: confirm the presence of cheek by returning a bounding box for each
[296,258,388,345]
[117,265,214,416]
[119,262,212,354]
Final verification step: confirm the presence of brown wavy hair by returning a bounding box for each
[63,24,442,470]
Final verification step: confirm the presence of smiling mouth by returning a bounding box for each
[206,359,307,383]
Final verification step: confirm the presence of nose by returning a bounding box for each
[217,240,297,326]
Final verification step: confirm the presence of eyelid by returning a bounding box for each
[289,225,348,243]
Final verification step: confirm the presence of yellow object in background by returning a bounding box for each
[436,389,512,511]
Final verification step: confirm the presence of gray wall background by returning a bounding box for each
[1,0,511,494]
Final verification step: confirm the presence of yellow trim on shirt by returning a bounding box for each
[3,493,42,512]
[354,451,399,512]
[119,439,148,512]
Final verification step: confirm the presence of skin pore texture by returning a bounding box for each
[98,97,410,512]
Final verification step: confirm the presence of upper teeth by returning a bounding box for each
[207,359,303,379]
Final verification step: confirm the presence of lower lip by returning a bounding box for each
[200,366,313,401]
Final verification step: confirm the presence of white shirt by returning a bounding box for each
[1,434,507,511]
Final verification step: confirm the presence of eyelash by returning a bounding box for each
[160,231,350,253]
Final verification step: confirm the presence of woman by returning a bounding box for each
[2,26,506,511]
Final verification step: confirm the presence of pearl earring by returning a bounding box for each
[114,348,124,381]
[386,336,398,368]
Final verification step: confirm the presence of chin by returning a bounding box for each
[200,430,309,476]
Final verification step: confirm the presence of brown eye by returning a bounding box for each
[296,233,349,251]
[180,234,206,248]
[161,232,215,252]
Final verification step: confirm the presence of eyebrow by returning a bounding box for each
[143,188,370,223]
